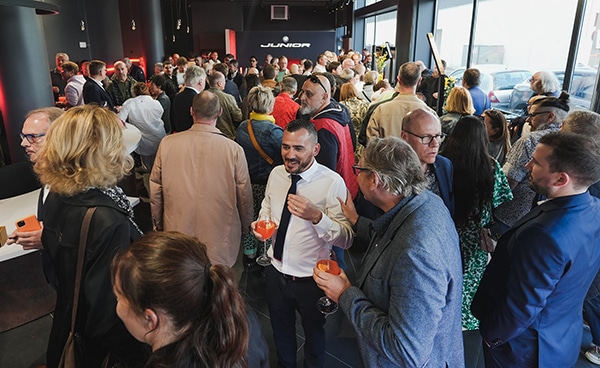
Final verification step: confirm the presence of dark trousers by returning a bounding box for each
[482,340,537,368]
[585,293,600,346]
[264,265,326,368]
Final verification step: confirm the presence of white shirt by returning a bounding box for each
[65,75,86,107]
[118,95,165,156]
[176,71,185,86]
[313,64,327,73]
[259,161,353,277]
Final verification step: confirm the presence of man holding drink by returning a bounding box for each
[252,119,353,368]
[313,136,464,367]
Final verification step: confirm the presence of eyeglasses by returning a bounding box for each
[528,111,551,118]
[402,130,446,145]
[352,165,371,176]
[309,74,327,93]
[20,132,46,143]
[529,77,538,83]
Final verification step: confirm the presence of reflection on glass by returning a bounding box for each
[571,0,600,109]
[362,11,397,51]
[437,0,578,112]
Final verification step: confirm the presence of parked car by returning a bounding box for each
[508,68,597,113]
[448,65,531,110]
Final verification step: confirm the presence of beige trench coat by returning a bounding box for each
[150,124,253,267]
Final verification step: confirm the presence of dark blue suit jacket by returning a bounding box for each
[472,192,600,367]
[432,155,454,216]
[83,79,115,110]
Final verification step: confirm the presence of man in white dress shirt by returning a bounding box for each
[252,119,353,368]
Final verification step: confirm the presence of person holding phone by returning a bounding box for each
[7,107,64,250]
[34,105,147,367]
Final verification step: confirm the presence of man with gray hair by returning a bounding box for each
[108,60,136,107]
[123,57,145,82]
[171,65,206,132]
[151,91,253,267]
[494,92,570,232]
[7,107,64,249]
[207,71,242,139]
[561,110,600,140]
[366,62,429,139]
[50,52,69,102]
[314,136,463,367]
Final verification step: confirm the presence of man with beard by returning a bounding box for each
[108,61,136,107]
[494,93,570,234]
[162,60,179,100]
[471,132,600,368]
[252,119,353,368]
[298,74,357,198]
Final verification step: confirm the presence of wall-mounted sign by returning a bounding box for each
[236,31,335,65]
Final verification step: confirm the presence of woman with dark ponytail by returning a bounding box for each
[111,231,268,368]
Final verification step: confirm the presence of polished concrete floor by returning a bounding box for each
[1,199,599,367]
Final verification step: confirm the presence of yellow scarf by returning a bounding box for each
[249,111,275,123]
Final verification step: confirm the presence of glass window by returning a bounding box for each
[571,0,600,110]
[362,11,397,51]
[438,0,578,112]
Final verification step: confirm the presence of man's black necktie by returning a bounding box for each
[273,174,302,261]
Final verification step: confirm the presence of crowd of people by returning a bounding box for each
[5,47,600,368]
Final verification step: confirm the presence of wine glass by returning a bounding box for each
[255,214,276,267]
[316,248,340,315]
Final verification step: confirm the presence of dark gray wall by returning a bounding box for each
[162,1,336,59]
[42,0,124,65]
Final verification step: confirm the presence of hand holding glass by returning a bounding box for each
[316,248,340,314]
[255,215,276,267]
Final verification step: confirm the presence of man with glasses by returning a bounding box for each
[366,62,429,140]
[7,107,64,249]
[494,93,570,234]
[400,108,454,214]
[313,136,463,367]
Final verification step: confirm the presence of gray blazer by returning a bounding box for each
[339,191,464,367]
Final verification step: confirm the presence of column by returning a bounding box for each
[0,4,55,163]
[140,0,165,78]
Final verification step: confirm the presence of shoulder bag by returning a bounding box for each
[247,120,274,166]
[58,207,97,368]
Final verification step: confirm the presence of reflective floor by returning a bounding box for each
[0,199,598,367]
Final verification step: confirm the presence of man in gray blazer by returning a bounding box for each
[313,136,464,367]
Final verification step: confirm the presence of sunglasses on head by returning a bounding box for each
[309,74,327,92]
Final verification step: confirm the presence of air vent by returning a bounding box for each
[271,5,289,20]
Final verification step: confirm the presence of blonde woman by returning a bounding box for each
[35,105,146,367]
[440,86,476,137]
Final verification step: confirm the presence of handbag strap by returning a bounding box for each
[247,120,274,165]
[69,207,97,333]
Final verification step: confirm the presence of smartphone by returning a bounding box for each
[15,215,42,232]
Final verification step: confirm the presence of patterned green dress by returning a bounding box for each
[459,160,513,330]
[340,96,369,161]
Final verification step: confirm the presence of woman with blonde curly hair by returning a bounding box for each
[35,105,147,368]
